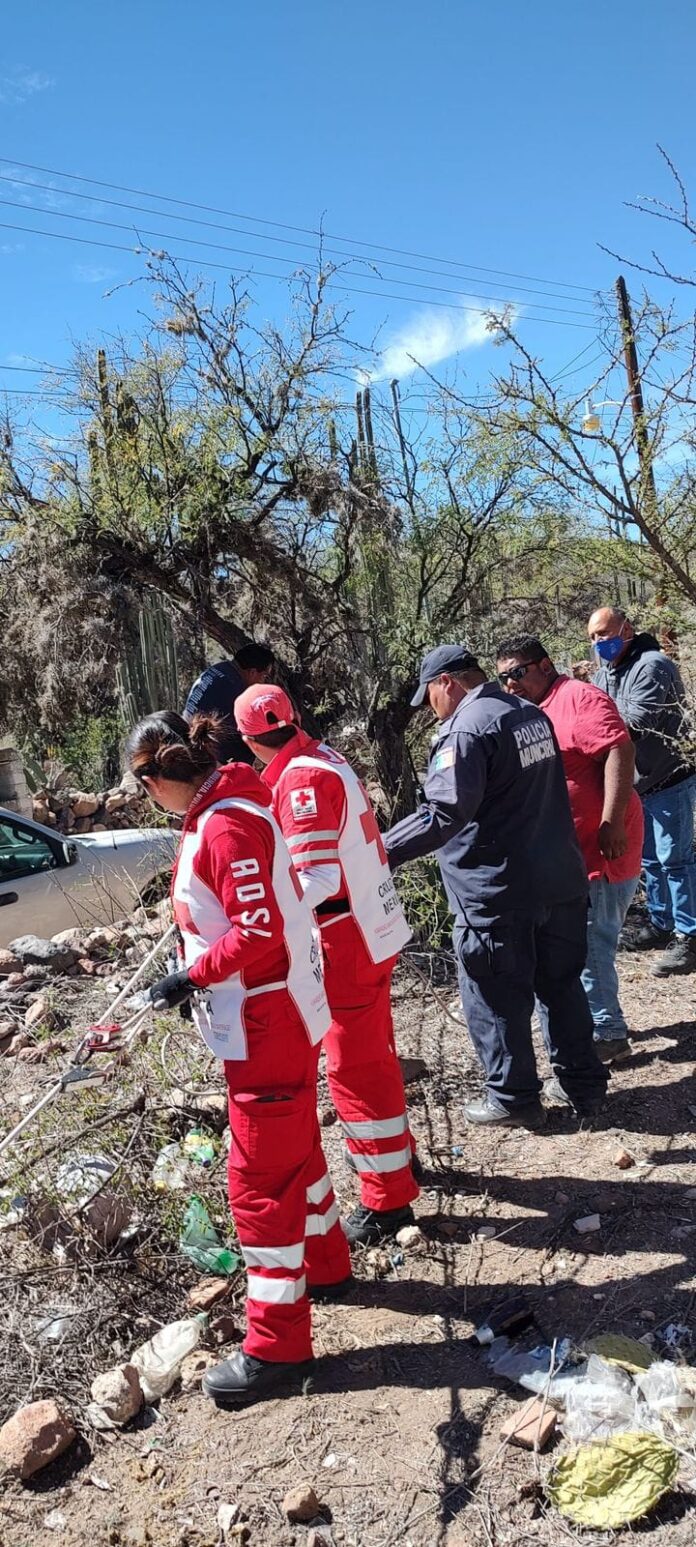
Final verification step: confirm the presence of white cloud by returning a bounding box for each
[72,264,117,285]
[0,67,54,105]
[0,241,24,254]
[364,298,517,382]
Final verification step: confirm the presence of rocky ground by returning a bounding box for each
[0,936,695,1547]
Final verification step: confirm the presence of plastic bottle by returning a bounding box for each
[490,1336,587,1405]
[183,1128,216,1166]
[131,1314,207,1401]
[179,1195,239,1275]
[151,1143,189,1192]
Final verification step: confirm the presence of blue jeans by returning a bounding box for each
[582,875,638,1043]
[642,774,696,936]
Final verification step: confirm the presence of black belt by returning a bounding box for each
[316,898,351,918]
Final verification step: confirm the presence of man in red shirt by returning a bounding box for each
[495,635,643,1064]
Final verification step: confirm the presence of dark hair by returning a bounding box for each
[250,724,299,750]
[495,634,549,665]
[234,642,275,672]
[125,710,225,784]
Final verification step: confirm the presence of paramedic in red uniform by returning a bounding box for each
[233,684,420,1246]
[126,710,351,1406]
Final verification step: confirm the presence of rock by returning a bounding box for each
[170,1087,228,1132]
[90,1364,142,1425]
[52,929,85,950]
[399,1055,428,1083]
[10,935,77,973]
[555,1192,570,1206]
[396,1224,424,1248]
[180,1350,219,1392]
[283,1483,321,1523]
[44,1510,67,1532]
[0,949,21,976]
[187,1277,230,1313]
[85,926,123,955]
[105,791,127,813]
[120,771,141,798]
[0,1020,14,1048]
[210,1313,242,1347]
[476,1225,497,1240]
[17,1037,65,1063]
[71,793,100,818]
[0,1399,76,1479]
[23,963,51,981]
[613,1147,635,1170]
[77,957,100,976]
[217,1502,243,1534]
[25,997,65,1032]
[7,1031,32,1054]
[574,1214,601,1234]
[32,799,53,826]
[499,1395,557,1451]
[319,1107,337,1127]
[307,1529,333,1547]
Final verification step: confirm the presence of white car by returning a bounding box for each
[0,806,177,948]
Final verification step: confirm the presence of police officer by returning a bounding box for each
[384,645,608,1126]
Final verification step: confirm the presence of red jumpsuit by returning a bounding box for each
[172,765,351,1365]
[260,734,419,1214]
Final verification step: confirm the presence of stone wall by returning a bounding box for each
[31,771,154,835]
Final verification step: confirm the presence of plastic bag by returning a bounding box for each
[563,1355,639,1443]
[637,1361,696,1435]
[490,1337,586,1406]
[131,1314,207,1401]
[179,1195,239,1275]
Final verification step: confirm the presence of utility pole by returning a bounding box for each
[615,275,658,520]
[615,275,675,652]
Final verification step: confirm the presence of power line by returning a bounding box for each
[0,171,600,313]
[0,155,599,295]
[0,217,596,329]
[0,194,596,320]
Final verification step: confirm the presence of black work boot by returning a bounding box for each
[621,921,673,952]
[463,1095,546,1130]
[595,1037,633,1065]
[343,1202,415,1246]
[307,1275,355,1303]
[202,1349,312,1406]
[650,934,696,977]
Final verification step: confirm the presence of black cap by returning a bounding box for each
[411,643,480,707]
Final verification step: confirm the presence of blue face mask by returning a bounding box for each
[594,635,625,664]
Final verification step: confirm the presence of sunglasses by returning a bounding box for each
[497,663,535,686]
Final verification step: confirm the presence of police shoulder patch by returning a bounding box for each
[290,786,318,818]
[434,744,455,771]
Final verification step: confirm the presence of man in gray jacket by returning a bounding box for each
[588,607,696,976]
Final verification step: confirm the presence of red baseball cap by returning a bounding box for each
[235,683,298,737]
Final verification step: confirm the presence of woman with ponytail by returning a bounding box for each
[126,712,351,1405]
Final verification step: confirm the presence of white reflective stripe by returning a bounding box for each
[319,912,352,930]
[241,1240,305,1271]
[287,830,339,848]
[293,848,340,863]
[351,1144,413,1174]
[306,1172,333,1206]
[247,1272,307,1305]
[305,1200,340,1237]
[343,1113,408,1141]
[246,979,288,998]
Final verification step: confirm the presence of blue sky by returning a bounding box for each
[0,0,694,433]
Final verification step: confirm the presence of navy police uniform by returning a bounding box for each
[385,682,607,1112]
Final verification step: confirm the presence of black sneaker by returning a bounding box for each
[463,1095,546,1130]
[345,1146,425,1185]
[595,1038,632,1064]
[307,1275,355,1303]
[621,922,673,953]
[202,1350,312,1406]
[543,1077,604,1120]
[343,1202,415,1246]
[650,935,696,977]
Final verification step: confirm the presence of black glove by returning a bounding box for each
[148,969,194,1012]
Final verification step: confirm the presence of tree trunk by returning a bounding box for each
[367,691,419,823]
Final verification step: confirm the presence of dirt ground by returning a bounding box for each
[1,946,695,1547]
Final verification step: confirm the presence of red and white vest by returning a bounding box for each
[173,796,330,1061]
[287,746,412,964]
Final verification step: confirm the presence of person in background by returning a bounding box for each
[588,606,696,977]
[234,683,420,1247]
[127,710,351,1406]
[384,645,607,1126]
[496,635,643,1065]
[183,643,275,763]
